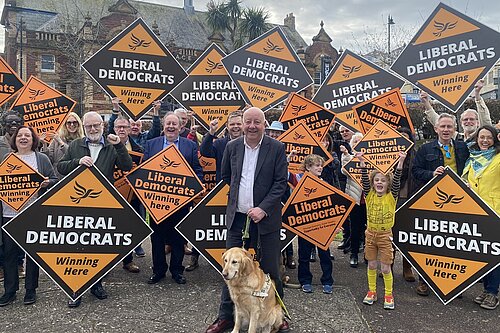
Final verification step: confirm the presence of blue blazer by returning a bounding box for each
[144,136,203,180]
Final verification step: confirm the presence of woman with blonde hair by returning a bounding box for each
[43,112,84,179]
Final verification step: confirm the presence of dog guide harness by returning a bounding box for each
[243,216,291,320]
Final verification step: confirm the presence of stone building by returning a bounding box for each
[1,0,339,115]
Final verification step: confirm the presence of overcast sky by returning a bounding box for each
[1,0,499,53]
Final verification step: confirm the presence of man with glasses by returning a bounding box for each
[57,111,133,308]
[411,113,469,296]
[108,97,162,149]
[421,80,492,142]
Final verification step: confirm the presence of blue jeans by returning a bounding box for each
[484,266,500,295]
[297,237,333,286]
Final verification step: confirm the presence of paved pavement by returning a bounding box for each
[1,239,499,332]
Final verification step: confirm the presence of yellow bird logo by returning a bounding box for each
[70,181,102,204]
[385,98,397,108]
[6,162,22,173]
[433,187,464,208]
[342,64,361,78]
[160,155,180,170]
[433,20,458,37]
[293,132,305,141]
[129,33,151,50]
[374,128,389,138]
[304,187,317,197]
[291,104,307,116]
[205,58,224,73]
[263,39,284,54]
[28,88,45,100]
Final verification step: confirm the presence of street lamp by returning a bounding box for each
[387,15,395,64]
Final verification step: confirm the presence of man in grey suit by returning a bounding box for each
[205,107,290,333]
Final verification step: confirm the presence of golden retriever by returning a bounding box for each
[222,247,284,333]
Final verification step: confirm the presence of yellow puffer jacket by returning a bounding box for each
[463,153,500,214]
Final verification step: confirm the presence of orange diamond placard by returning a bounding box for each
[353,88,415,134]
[391,3,500,112]
[9,76,75,143]
[0,153,45,211]
[342,155,376,189]
[81,17,187,120]
[113,150,143,202]
[222,26,313,111]
[394,168,500,304]
[279,92,336,142]
[170,43,246,136]
[353,120,413,174]
[0,56,24,107]
[313,49,404,133]
[282,173,355,251]
[125,145,204,224]
[277,121,333,174]
[1,165,152,300]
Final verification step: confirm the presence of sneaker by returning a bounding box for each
[363,291,377,305]
[474,291,488,305]
[384,295,395,310]
[323,285,333,294]
[134,246,146,257]
[480,294,499,310]
[18,265,25,279]
[302,284,313,293]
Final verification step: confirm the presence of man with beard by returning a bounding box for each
[57,111,133,308]
[144,112,203,286]
[421,80,492,142]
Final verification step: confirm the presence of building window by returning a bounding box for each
[314,71,321,85]
[41,54,55,72]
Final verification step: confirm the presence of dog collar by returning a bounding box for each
[252,274,272,298]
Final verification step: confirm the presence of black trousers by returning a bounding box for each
[350,204,367,255]
[150,207,188,277]
[218,212,282,320]
[1,217,39,294]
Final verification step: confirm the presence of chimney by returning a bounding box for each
[284,13,295,31]
[184,0,194,15]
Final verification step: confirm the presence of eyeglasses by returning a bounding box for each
[116,125,130,130]
[66,121,79,126]
[442,144,451,159]
[84,123,102,130]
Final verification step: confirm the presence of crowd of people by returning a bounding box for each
[0,83,499,333]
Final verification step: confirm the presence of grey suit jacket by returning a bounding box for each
[221,135,287,235]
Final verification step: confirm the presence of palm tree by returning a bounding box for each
[206,0,269,50]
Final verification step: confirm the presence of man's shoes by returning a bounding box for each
[277,319,291,332]
[18,265,25,279]
[185,256,199,272]
[90,284,108,300]
[416,281,430,296]
[286,255,296,269]
[349,254,358,268]
[172,274,187,284]
[23,289,36,305]
[147,273,166,284]
[402,259,416,282]
[480,294,499,310]
[68,298,81,308]
[123,262,140,273]
[134,246,146,257]
[301,284,313,293]
[0,292,16,307]
[205,318,234,333]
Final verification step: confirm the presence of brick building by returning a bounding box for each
[1,0,339,116]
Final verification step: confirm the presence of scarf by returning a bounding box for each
[466,147,496,177]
